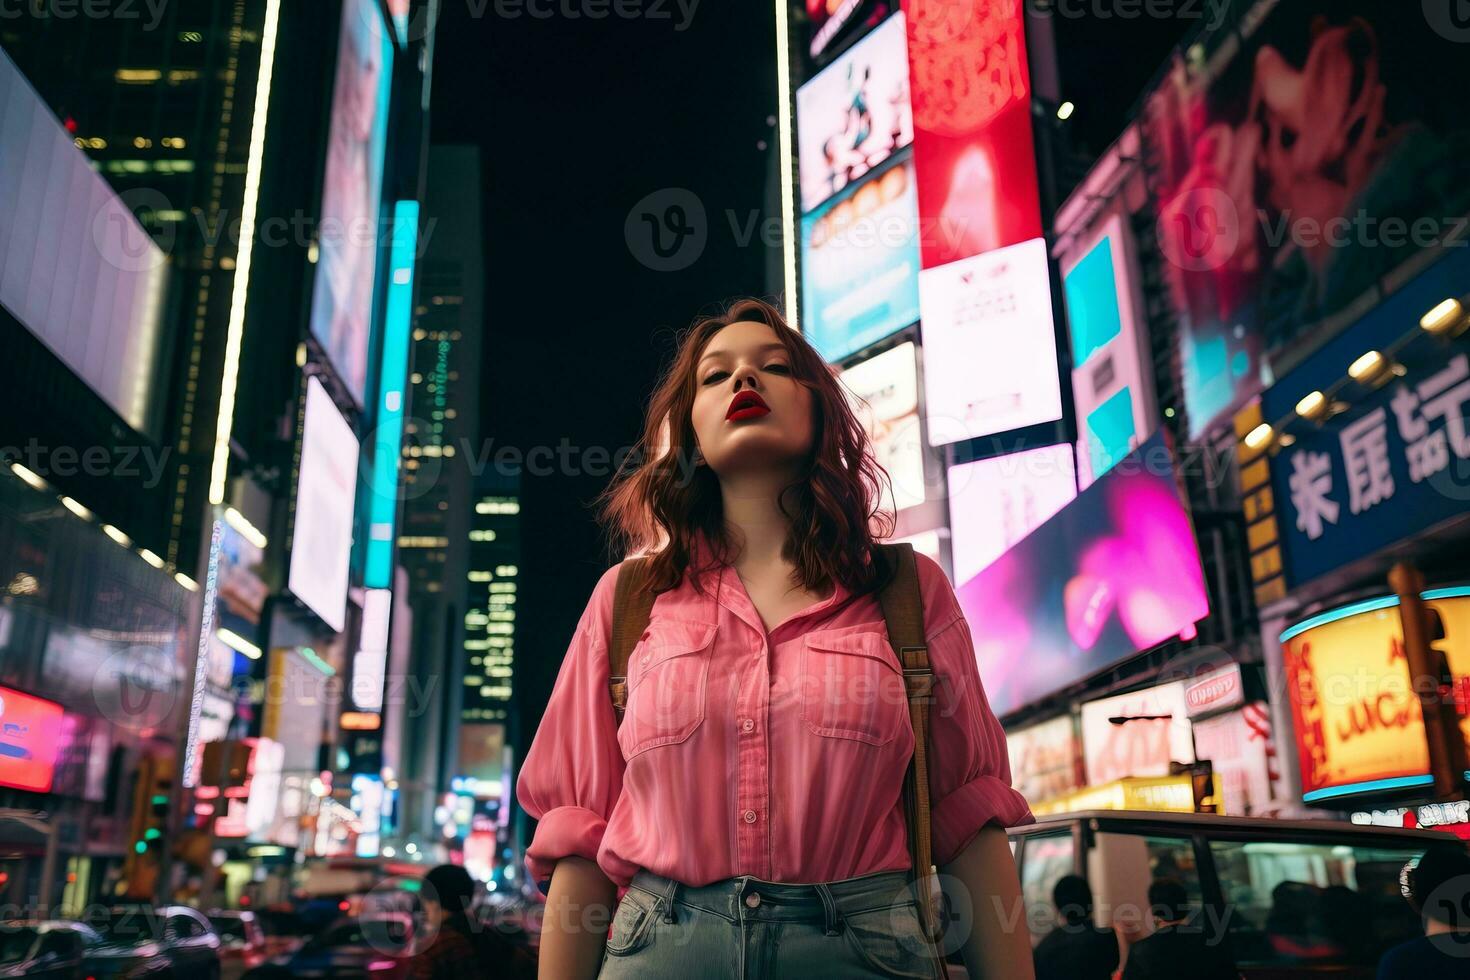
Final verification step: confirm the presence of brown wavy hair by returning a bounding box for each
[596,298,897,597]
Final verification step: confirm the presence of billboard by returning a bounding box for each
[0,686,64,793]
[289,377,360,632]
[946,444,1075,586]
[0,49,168,436]
[1060,212,1157,488]
[309,0,394,405]
[1005,715,1081,806]
[1192,702,1277,816]
[903,0,1042,270]
[1080,681,1196,786]
[806,0,896,62]
[797,11,912,213]
[1260,245,1470,589]
[958,432,1210,717]
[838,341,925,513]
[800,150,920,362]
[918,237,1062,444]
[1142,0,1470,438]
[1281,589,1470,804]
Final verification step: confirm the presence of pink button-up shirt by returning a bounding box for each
[516,549,1033,893]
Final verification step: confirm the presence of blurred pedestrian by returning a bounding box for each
[1033,875,1118,980]
[1378,843,1470,977]
[1121,878,1236,980]
[410,864,536,980]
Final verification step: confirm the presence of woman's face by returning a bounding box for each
[689,321,815,477]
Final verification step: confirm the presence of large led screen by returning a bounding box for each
[1061,213,1156,488]
[0,49,168,436]
[918,237,1062,445]
[797,11,912,214]
[288,377,360,632]
[309,0,394,406]
[947,444,1075,586]
[902,0,1042,270]
[959,432,1209,717]
[800,151,920,363]
[839,341,925,513]
[1143,0,1470,439]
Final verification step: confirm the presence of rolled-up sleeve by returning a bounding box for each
[516,564,625,895]
[922,573,1035,867]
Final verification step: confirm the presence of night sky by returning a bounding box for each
[429,1,1185,734]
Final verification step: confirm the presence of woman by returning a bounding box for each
[516,298,1035,978]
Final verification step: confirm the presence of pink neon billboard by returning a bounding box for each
[957,433,1210,717]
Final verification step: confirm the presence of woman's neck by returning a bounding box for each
[719,468,797,569]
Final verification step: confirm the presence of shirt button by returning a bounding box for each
[640,654,650,665]
[742,809,757,824]
[741,718,755,733]
[745,892,761,908]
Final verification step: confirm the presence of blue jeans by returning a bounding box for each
[597,867,944,979]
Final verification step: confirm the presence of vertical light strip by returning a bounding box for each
[774,0,798,331]
[209,0,282,505]
[365,200,420,588]
[182,517,224,789]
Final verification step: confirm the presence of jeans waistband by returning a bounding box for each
[627,867,918,934]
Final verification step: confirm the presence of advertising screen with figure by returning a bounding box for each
[1142,0,1470,438]
[797,11,912,214]
[309,0,394,406]
[957,432,1210,717]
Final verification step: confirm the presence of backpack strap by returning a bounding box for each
[608,556,656,725]
[875,543,945,967]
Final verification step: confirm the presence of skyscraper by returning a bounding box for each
[396,143,485,836]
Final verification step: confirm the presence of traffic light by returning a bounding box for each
[125,754,174,876]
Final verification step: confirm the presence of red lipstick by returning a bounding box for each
[726,389,770,421]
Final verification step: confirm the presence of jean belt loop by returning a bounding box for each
[815,882,843,936]
[660,874,679,924]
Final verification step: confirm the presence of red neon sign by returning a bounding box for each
[0,687,64,793]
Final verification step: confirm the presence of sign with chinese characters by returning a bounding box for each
[1261,245,1470,588]
[1280,590,1470,804]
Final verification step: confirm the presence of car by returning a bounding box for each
[208,909,268,977]
[0,920,98,979]
[273,913,415,979]
[86,905,221,980]
[250,907,311,959]
[1009,809,1463,980]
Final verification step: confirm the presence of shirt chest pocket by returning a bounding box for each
[800,630,908,746]
[618,620,717,759]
